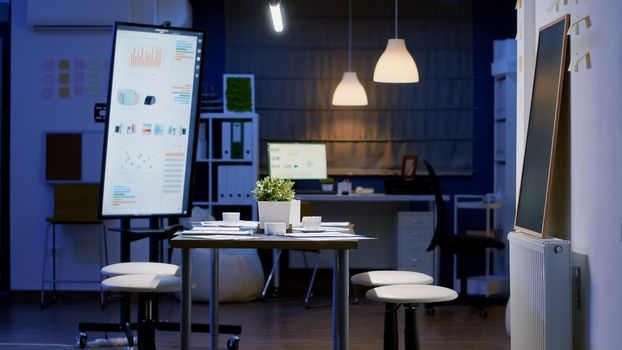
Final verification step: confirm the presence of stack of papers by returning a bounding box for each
[320,222,350,227]
[175,220,371,241]
[197,220,259,228]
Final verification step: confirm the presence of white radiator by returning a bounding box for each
[509,232,571,350]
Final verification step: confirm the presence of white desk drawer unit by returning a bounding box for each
[396,211,435,278]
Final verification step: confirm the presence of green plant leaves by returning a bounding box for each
[252,177,295,201]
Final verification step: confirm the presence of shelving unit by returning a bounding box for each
[491,39,517,277]
[192,112,259,220]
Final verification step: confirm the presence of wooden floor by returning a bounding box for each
[0,292,510,350]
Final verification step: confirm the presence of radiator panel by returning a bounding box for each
[509,232,571,350]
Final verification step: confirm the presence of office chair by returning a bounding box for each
[423,160,505,317]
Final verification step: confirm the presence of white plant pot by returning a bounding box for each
[321,183,334,192]
[257,200,300,228]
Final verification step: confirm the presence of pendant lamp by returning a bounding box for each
[373,0,419,83]
[332,0,368,106]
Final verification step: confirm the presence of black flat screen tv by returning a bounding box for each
[515,15,569,237]
[99,22,206,218]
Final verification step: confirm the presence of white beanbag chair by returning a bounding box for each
[173,207,265,303]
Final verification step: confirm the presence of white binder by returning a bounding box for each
[217,165,255,204]
[243,121,254,161]
[221,121,231,160]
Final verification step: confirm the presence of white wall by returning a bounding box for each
[518,1,622,348]
[10,1,149,291]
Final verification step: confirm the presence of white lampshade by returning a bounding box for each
[373,38,419,83]
[332,72,368,106]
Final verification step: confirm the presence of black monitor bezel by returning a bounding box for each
[98,21,206,219]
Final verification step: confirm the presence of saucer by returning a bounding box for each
[219,222,244,227]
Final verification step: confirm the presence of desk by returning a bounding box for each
[296,193,447,203]
[170,233,361,350]
[293,194,449,273]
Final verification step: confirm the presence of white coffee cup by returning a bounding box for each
[222,212,240,224]
[264,222,286,235]
[301,216,322,230]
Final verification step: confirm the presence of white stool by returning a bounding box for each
[101,274,180,350]
[100,262,179,324]
[351,271,433,349]
[351,270,433,287]
[366,285,458,350]
[101,262,180,277]
[78,265,242,350]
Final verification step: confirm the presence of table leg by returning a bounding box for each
[333,249,349,350]
[273,249,281,294]
[210,248,220,350]
[181,248,192,350]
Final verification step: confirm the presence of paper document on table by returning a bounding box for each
[292,227,351,232]
[182,234,261,240]
[320,222,350,227]
[284,232,363,239]
[178,229,253,236]
[197,220,259,227]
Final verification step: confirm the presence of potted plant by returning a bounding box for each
[320,177,335,192]
[252,177,300,227]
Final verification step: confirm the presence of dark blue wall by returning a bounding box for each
[191,0,516,284]
[191,0,226,97]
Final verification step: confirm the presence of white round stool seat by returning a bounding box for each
[351,270,433,287]
[366,284,458,304]
[102,274,181,293]
[101,262,180,277]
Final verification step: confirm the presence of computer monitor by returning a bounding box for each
[99,22,206,218]
[267,142,328,180]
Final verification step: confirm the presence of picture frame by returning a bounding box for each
[514,15,569,238]
[223,74,255,113]
[401,155,418,180]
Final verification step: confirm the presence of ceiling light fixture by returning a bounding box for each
[332,0,368,106]
[373,0,419,83]
[269,0,284,33]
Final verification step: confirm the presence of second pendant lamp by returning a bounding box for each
[332,0,368,106]
[373,0,419,83]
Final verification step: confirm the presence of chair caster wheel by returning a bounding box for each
[76,332,87,348]
[479,309,488,319]
[227,335,240,350]
[425,307,436,316]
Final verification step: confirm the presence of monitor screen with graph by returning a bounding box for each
[267,142,328,180]
[100,22,205,218]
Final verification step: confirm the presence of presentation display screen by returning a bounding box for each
[267,143,328,180]
[515,15,569,237]
[100,22,205,218]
